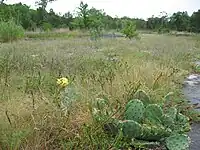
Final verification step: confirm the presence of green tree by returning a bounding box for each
[88,8,104,40]
[13,3,32,29]
[147,16,161,30]
[0,20,25,42]
[62,12,73,29]
[0,3,75,30]
[102,15,114,30]
[46,8,62,28]
[169,11,190,31]
[35,0,57,24]
[121,20,139,39]
[157,11,170,33]
[2,1,200,34]
[35,0,56,10]
[190,10,200,33]
[134,18,146,29]
[76,1,90,29]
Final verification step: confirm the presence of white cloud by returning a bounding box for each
[6,0,200,19]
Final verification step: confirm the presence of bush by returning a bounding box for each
[94,90,191,150]
[41,22,53,32]
[89,28,102,41]
[158,27,170,34]
[121,20,139,40]
[0,20,25,42]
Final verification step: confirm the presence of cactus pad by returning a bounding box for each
[162,107,178,127]
[134,90,150,105]
[109,89,192,149]
[176,113,190,124]
[174,113,191,133]
[165,107,177,120]
[166,134,190,150]
[122,120,143,138]
[125,99,144,122]
[141,124,171,141]
[144,104,163,124]
[162,114,174,128]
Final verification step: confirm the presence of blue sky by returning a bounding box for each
[6,0,200,19]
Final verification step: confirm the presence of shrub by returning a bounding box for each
[41,22,53,32]
[89,28,102,41]
[158,27,170,34]
[0,20,25,42]
[93,90,191,149]
[121,20,139,40]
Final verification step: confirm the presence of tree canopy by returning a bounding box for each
[0,1,199,33]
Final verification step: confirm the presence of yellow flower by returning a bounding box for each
[57,77,69,88]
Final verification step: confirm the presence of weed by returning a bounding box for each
[0,33,199,149]
[0,20,25,42]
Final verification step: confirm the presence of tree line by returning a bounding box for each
[0,0,200,33]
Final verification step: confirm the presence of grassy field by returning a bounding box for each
[0,33,200,149]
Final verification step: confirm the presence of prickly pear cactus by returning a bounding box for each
[162,107,178,128]
[166,134,190,150]
[101,90,192,149]
[134,90,151,105]
[144,104,163,125]
[125,99,144,122]
[122,120,143,138]
[162,114,174,128]
[173,113,191,133]
[165,107,177,120]
[176,113,190,124]
[141,124,171,141]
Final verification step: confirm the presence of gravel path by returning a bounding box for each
[188,123,200,150]
[183,63,200,150]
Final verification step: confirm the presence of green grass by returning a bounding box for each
[0,20,25,42]
[0,33,199,149]
[25,29,89,39]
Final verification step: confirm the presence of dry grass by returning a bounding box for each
[25,29,88,39]
[0,33,199,149]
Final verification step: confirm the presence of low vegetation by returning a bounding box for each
[0,0,200,149]
[121,20,139,39]
[94,91,191,150]
[0,33,200,149]
[0,20,25,42]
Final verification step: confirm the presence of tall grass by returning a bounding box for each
[0,34,199,149]
[0,20,25,43]
[25,29,88,39]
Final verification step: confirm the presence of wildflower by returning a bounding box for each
[57,77,69,88]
